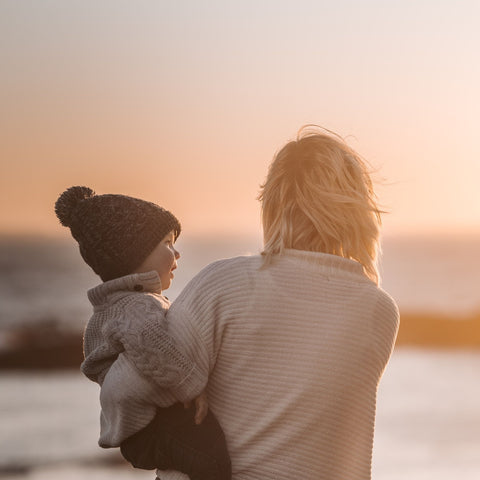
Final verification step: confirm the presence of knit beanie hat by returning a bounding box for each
[55,186,181,281]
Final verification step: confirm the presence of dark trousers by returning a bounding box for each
[120,403,231,480]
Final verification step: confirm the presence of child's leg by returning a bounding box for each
[120,403,231,480]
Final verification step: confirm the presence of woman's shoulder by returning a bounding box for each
[376,284,399,310]
[177,254,261,301]
[188,254,260,282]
[201,254,262,274]
[372,285,400,331]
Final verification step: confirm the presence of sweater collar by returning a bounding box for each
[88,270,162,306]
[282,249,367,278]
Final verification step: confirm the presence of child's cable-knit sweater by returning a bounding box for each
[81,270,202,447]
[162,250,400,480]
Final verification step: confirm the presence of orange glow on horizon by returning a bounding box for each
[1,2,480,238]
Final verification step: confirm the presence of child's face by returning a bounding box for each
[134,230,180,291]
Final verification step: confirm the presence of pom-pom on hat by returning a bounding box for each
[55,186,181,281]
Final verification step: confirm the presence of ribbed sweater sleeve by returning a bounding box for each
[166,257,246,392]
[371,289,400,375]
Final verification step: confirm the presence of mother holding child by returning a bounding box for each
[55,126,399,480]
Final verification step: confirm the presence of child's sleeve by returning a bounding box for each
[107,296,203,402]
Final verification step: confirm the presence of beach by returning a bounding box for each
[1,350,480,480]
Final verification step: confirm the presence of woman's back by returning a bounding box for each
[168,250,399,480]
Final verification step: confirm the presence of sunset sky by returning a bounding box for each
[1,0,480,238]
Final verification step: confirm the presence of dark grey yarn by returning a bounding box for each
[55,186,181,281]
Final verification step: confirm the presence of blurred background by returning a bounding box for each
[1,1,479,479]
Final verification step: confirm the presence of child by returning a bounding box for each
[55,186,231,480]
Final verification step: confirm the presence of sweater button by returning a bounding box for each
[133,284,143,291]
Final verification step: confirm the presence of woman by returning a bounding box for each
[163,126,399,480]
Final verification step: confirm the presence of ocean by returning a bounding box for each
[1,233,480,479]
[1,233,480,334]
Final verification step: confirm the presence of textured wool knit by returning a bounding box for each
[162,250,399,480]
[81,270,202,448]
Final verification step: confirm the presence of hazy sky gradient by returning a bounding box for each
[2,0,480,236]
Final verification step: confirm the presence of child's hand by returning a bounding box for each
[184,390,208,425]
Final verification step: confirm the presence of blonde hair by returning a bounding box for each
[259,125,382,284]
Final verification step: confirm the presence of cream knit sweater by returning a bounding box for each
[163,250,399,480]
[81,271,202,447]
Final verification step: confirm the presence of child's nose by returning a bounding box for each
[174,248,180,259]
